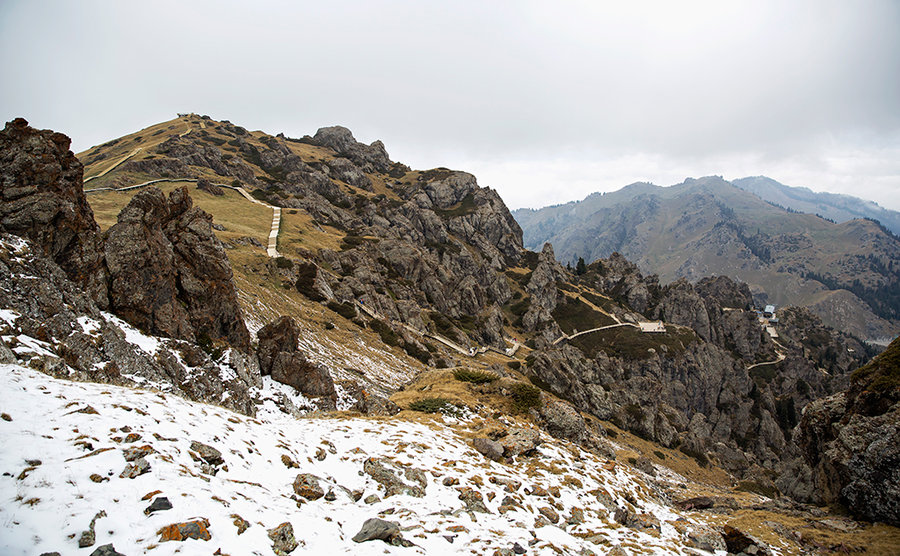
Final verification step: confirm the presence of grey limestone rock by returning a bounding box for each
[268,521,299,554]
[352,517,400,543]
[473,437,504,462]
[257,316,336,406]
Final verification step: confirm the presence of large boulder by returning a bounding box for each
[0,118,108,305]
[257,316,336,404]
[104,186,250,350]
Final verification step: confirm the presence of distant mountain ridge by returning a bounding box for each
[732,176,900,236]
[513,176,900,342]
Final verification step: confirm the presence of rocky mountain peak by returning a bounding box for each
[309,125,392,173]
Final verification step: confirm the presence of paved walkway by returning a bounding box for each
[216,185,282,258]
[85,178,197,194]
[552,322,638,346]
[83,148,142,183]
[746,339,787,370]
[85,178,282,258]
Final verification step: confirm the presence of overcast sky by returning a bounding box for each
[2,0,899,210]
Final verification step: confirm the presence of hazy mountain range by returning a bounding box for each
[513,176,900,343]
[732,176,900,235]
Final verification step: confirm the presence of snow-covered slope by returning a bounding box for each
[1,364,724,555]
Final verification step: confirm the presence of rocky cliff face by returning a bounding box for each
[525,253,870,501]
[797,337,900,525]
[0,118,108,306]
[0,233,261,415]
[1,119,252,353]
[133,123,524,352]
[105,186,250,351]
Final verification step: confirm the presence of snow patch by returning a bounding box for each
[101,311,160,354]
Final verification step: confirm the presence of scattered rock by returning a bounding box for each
[231,514,250,535]
[292,473,325,501]
[141,490,163,500]
[158,518,212,542]
[442,476,459,487]
[489,475,522,492]
[144,496,172,515]
[686,525,727,552]
[267,522,298,554]
[363,494,381,505]
[119,457,150,479]
[500,428,541,458]
[257,316,336,406]
[633,456,656,477]
[473,436,505,462]
[0,413,10,421]
[123,432,141,443]
[89,545,125,556]
[78,510,106,548]
[674,496,715,511]
[457,487,489,513]
[89,473,107,483]
[567,507,585,525]
[722,525,769,555]
[352,517,403,544]
[363,457,426,498]
[123,444,154,462]
[197,177,224,197]
[190,440,224,466]
[538,506,560,524]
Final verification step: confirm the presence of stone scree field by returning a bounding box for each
[1,364,735,555]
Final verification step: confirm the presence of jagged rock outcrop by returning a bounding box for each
[584,252,659,315]
[0,233,260,415]
[525,249,871,492]
[308,126,391,173]
[105,186,250,350]
[797,337,900,525]
[523,243,567,344]
[0,118,108,306]
[257,316,336,406]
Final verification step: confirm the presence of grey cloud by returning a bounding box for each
[1,0,897,209]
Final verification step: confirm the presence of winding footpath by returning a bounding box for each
[83,148,142,183]
[221,185,281,257]
[746,339,788,370]
[552,322,639,346]
[85,178,282,258]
